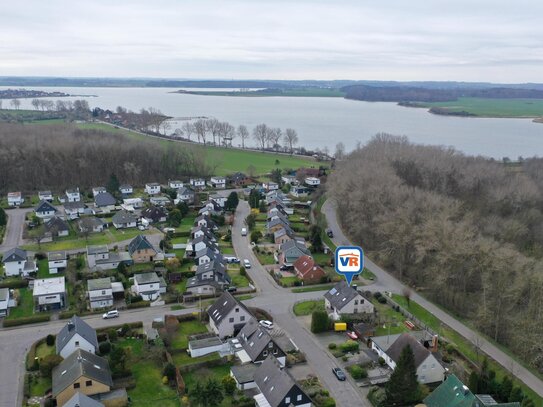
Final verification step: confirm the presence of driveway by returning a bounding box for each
[0,207,31,253]
[322,198,543,398]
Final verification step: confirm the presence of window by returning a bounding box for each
[235,307,239,312]
[431,363,435,369]
[75,341,79,346]
[354,308,358,313]
[273,349,278,355]
[268,342,273,348]
[297,395,302,401]
[73,383,80,389]
[354,300,358,305]
[240,316,245,321]
[229,317,234,323]
[263,350,268,357]
[422,364,426,370]
[86,380,92,387]
[285,397,290,404]
[102,290,106,295]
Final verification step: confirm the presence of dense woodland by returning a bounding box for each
[329,134,543,372]
[0,123,212,193]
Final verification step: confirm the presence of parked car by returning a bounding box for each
[102,310,119,319]
[279,264,292,271]
[346,331,358,340]
[332,367,346,381]
[259,320,274,330]
[243,259,251,269]
[224,256,240,264]
[226,286,237,293]
[241,227,248,236]
[326,229,334,238]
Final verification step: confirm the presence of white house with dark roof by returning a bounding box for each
[168,180,184,189]
[176,187,195,204]
[207,292,254,339]
[64,201,86,219]
[7,191,24,207]
[209,176,226,189]
[0,288,13,317]
[33,277,66,311]
[278,239,311,266]
[195,214,217,230]
[2,247,37,276]
[35,200,58,219]
[119,184,133,196]
[65,188,81,203]
[112,210,137,229]
[86,246,132,271]
[45,216,70,237]
[92,187,107,197]
[253,356,312,407]
[94,192,116,210]
[87,278,115,310]
[237,319,286,366]
[190,178,206,189]
[132,272,166,301]
[145,183,161,195]
[195,247,222,265]
[38,191,53,202]
[191,225,216,242]
[323,281,374,320]
[78,217,105,233]
[56,315,99,358]
[48,251,67,274]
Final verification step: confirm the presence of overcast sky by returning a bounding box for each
[1,0,542,82]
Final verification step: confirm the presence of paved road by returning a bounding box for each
[233,201,370,407]
[0,208,31,252]
[323,198,543,399]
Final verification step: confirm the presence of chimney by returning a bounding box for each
[431,335,438,352]
[67,321,75,331]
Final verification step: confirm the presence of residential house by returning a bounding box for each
[187,235,219,257]
[176,187,195,204]
[267,205,287,220]
[296,167,322,179]
[63,392,105,407]
[195,247,222,265]
[87,278,115,310]
[94,192,116,210]
[293,255,326,284]
[7,192,24,207]
[45,216,70,237]
[2,247,37,277]
[278,239,311,266]
[190,178,206,189]
[191,225,216,242]
[370,332,445,385]
[111,210,137,229]
[273,227,294,245]
[209,176,226,189]
[48,251,68,274]
[64,201,86,220]
[230,364,259,391]
[323,281,374,320]
[186,260,231,295]
[35,200,58,219]
[38,191,53,202]
[290,186,311,197]
[132,272,166,301]
[195,215,217,230]
[424,374,520,407]
[92,187,106,197]
[33,277,66,311]
[56,315,99,358]
[281,175,297,185]
[149,196,170,206]
[65,188,81,203]
[78,217,105,234]
[127,235,158,263]
[209,193,227,208]
[237,319,286,366]
[119,184,133,196]
[86,245,132,271]
[228,172,250,187]
[0,288,13,317]
[266,217,292,236]
[304,177,320,186]
[52,349,113,406]
[145,183,161,195]
[168,180,184,189]
[198,200,222,217]
[142,206,168,223]
[262,181,279,191]
[267,210,289,225]
[122,197,143,210]
[208,292,254,339]
[188,335,229,357]
[253,356,312,407]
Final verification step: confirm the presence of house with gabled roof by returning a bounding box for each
[86,245,132,271]
[92,187,107,197]
[52,349,113,406]
[176,187,195,204]
[237,319,286,366]
[207,292,254,339]
[145,182,161,195]
[253,356,312,407]
[56,315,99,358]
[266,217,292,236]
[228,172,250,186]
[186,235,219,257]
[38,190,53,202]
[127,235,157,263]
[186,260,231,295]
[112,210,137,229]
[169,180,184,189]
[273,227,294,245]
[191,225,216,242]
[141,205,167,223]
[323,280,373,320]
[132,272,166,301]
[190,178,206,189]
[195,214,217,230]
[35,200,58,219]
[119,184,133,196]
[278,239,310,266]
[64,201,86,219]
[195,246,222,265]
[198,200,222,217]
[45,216,70,237]
[63,392,105,407]
[2,247,37,277]
[7,191,24,207]
[293,255,326,284]
[65,188,81,203]
[87,278,115,310]
[78,217,105,233]
[94,192,116,210]
[262,181,279,192]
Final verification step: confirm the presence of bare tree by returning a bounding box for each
[10,99,21,110]
[269,128,282,150]
[284,128,298,153]
[218,121,235,147]
[31,99,40,110]
[181,121,195,141]
[205,118,220,145]
[334,142,346,159]
[193,119,207,144]
[402,287,412,307]
[0,99,2,109]
[253,124,268,150]
[55,100,66,112]
[237,125,249,148]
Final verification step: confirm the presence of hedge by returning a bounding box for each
[126,301,150,309]
[3,314,51,327]
[26,337,48,370]
[0,279,29,289]
[96,321,143,334]
[178,356,227,373]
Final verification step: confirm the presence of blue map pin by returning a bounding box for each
[335,246,364,286]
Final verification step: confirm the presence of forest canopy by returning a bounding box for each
[0,123,212,193]
[329,134,543,372]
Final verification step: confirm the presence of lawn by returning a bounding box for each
[293,299,325,316]
[172,351,221,367]
[176,216,195,233]
[128,360,180,407]
[418,97,543,118]
[172,279,188,294]
[372,298,410,337]
[361,268,376,281]
[117,337,145,357]
[28,375,52,398]
[6,288,36,319]
[254,250,276,265]
[170,320,209,350]
[291,284,334,293]
[279,276,300,287]
[227,268,250,287]
[36,259,51,278]
[76,122,314,176]
[312,252,332,267]
[35,342,55,359]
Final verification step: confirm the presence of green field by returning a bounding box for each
[415,97,543,118]
[7,288,35,319]
[293,299,325,316]
[76,122,314,176]
[177,88,346,98]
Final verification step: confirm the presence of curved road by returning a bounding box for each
[323,198,543,399]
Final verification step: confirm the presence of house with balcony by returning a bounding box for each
[209,176,226,189]
[190,178,206,189]
[7,191,24,207]
[145,183,161,195]
[237,319,286,366]
[132,272,166,301]
[168,180,184,189]
[2,247,37,277]
[48,251,67,274]
[33,277,66,311]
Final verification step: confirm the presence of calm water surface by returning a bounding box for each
[2,86,542,159]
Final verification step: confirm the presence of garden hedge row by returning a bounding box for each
[0,279,29,289]
[3,314,51,327]
[126,301,151,309]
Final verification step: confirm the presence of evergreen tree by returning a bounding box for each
[225,191,239,211]
[270,168,282,184]
[204,378,224,406]
[311,310,329,333]
[176,201,189,217]
[106,173,120,195]
[384,345,421,406]
[468,371,479,393]
[0,207,6,226]
[168,209,183,227]
[309,225,323,252]
[497,376,513,402]
[509,386,523,402]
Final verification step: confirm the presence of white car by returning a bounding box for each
[243,259,251,269]
[102,310,119,319]
[259,320,273,330]
[241,227,248,236]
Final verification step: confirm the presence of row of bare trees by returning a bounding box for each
[329,134,543,373]
[0,123,213,193]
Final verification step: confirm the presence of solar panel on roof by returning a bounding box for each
[329,288,337,295]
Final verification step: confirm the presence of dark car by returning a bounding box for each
[226,286,237,293]
[332,367,346,381]
[326,229,334,238]
[279,265,292,271]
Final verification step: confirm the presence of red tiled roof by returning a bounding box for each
[294,255,325,278]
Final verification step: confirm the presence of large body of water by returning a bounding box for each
[2,86,542,159]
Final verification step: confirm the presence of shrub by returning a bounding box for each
[39,355,63,377]
[3,314,50,327]
[310,310,329,333]
[328,343,337,350]
[320,397,336,407]
[339,340,359,353]
[377,296,387,304]
[108,329,118,342]
[342,355,348,362]
[240,266,246,277]
[373,291,382,299]
[221,375,237,396]
[163,362,177,381]
[446,344,457,354]
[348,365,368,380]
[35,252,47,260]
[99,341,112,354]
[0,279,28,289]
[46,334,55,346]
[378,356,386,366]
[162,375,169,385]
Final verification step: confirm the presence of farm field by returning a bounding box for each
[416,97,543,117]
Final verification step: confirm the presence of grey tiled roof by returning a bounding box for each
[56,315,99,355]
[254,356,302,407]
[128,235,156,256]
[134,272,160,285]
[63,392,105,407]
[87,277,112,291]
[323,280,360,311]
[207,292,251,327]
[95,192,116,207]
[2,247,27,262]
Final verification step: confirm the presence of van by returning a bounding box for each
[241,227,247,236]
